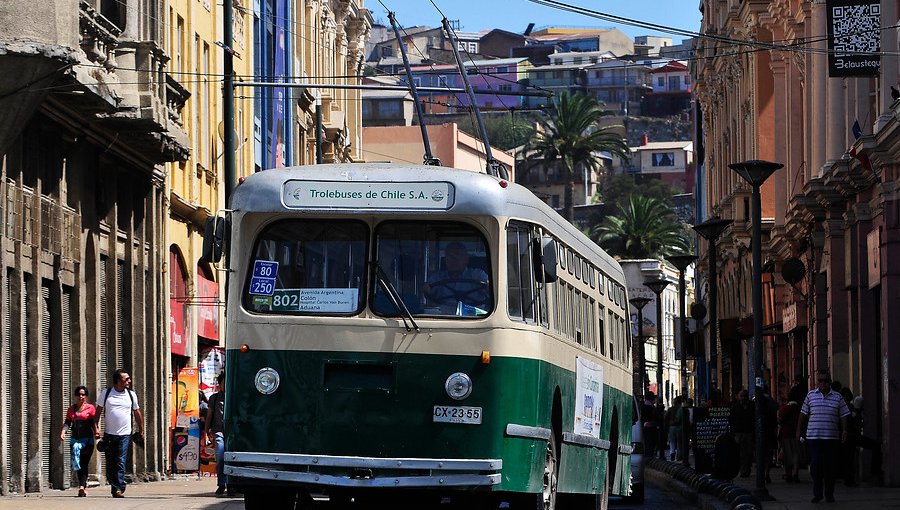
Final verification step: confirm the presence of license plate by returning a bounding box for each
[433,405,482,424]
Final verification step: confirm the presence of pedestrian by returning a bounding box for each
[850,396,883,481]
[666,395,684,461]
[641,392,659,460]
[97,369,144,498]
[757,385,778,483]
[797,370,850,503]
[730,389,754,477]
[779,385,804,482]
[60,385,101,497]
[202,372,230,496]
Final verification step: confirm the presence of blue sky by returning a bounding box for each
[370,0,703,42]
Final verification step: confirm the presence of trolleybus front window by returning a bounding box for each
[373,222,492,318]
[244,220,368,315]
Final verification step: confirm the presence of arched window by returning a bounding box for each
[169,246,191,356]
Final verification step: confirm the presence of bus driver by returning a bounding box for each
[424,242,490,314]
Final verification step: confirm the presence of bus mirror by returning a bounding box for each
[541,237,558,283]
[201,216,226,263]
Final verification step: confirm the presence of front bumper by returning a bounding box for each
[225,451,503,488]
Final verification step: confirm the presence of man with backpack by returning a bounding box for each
[97,369,143,498]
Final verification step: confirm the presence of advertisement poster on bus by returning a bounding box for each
[573,357,603,438]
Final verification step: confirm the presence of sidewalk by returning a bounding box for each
[729,465,899,510]
[0,475,244,510]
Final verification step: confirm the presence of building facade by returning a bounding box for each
[694,0,900,484]
[0,0,190,493]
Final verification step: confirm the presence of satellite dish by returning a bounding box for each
[690,302,707,321]
[782,258,806,285]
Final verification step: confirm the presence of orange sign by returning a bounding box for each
[172,368,200,428]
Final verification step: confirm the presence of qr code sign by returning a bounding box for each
[832,4,880,56]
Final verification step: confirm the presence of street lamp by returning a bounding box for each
[693,217,733,399]
[629,296,652,401]
[729,159,782,500]
[644,278,670,459]
[667,253,696,467]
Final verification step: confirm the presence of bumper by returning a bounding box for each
[224,451,503,489]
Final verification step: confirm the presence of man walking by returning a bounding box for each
[797,370,850,503]
[97,369,143,498]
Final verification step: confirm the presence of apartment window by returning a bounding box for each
[499,84,512,92]
[176,16,185,74]
[657,76,665,87]
[573,57,582,64]
[438,75,448,87]
[590,57,598,63]
[552,71,562,79]
[496,66,508,73]
[202,41,211,167]
[468,42,477,53]
[553,59,562,65]
[652,152,675,167]
[457,41,466,51]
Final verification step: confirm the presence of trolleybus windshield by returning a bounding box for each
[373,221,492,318]
[243,219,368,315]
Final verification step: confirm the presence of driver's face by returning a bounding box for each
[445,248,469,273]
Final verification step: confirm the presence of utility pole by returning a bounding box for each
[223,0,236,206]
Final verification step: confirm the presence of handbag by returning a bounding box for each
[132,432,144,448]
[96,438,106,452]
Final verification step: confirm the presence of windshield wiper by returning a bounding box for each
[373,262,419,332]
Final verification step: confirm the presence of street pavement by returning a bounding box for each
[729,464,900,510]
[0,476,242,510]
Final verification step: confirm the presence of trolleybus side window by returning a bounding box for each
[598,304,606,356]
[506,221,548,326]
[373,221,492,318]
[243,220,368,315]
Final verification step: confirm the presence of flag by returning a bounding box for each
[849,119,872,172]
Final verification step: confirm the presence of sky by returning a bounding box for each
[369,0,703,42]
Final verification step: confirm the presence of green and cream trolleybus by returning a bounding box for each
[211,163,635,510]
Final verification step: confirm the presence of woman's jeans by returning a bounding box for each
[215,433,227,489]
[70,436,94,488]
[104,434,131,495]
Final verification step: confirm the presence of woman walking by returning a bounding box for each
[59,385,100,497]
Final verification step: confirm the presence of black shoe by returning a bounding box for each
[811,497,823,503]
[216,486,226,496]
[825,496,835,503]
[226,488,236,497]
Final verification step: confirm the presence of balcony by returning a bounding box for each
[2,182,81,262]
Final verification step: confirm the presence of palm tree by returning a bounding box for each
[592,195,692,259]
[526,92,630,222]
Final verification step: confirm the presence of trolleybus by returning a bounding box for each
[208,163,635,509]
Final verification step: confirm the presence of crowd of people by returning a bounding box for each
[639,369,882,502]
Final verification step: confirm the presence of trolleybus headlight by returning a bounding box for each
[445,372,473,400]
[254,367,280,395]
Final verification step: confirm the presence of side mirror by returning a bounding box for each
[201,215,226,263]
[540,237,558,283]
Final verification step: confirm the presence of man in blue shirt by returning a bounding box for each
[797,370,850,503]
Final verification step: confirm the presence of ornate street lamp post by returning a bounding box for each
[729,159,782,499]
[629,296,652,401]
[693,217,733,397]
[668,254,696,467]
[644,278,670,459]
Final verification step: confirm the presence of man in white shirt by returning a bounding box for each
[97,369,143,498]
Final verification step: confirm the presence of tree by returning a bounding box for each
[456,114,535,151]
[594,174,681,210]
[525,92,630,222]
[591,195,692,259]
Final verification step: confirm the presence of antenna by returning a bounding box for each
[387,11,440,166]
[441,17,507,179]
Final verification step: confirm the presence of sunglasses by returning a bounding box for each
[76,393,87,396]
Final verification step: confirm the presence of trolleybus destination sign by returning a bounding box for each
[282,180,454,210]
